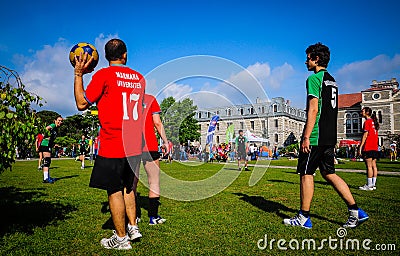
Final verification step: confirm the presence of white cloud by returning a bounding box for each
[158,82,193,101]
[193,62,295,109]
[336,54,400,93]
[19,34,117,117]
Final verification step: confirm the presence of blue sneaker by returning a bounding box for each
[283,211,312,229]
[43,178,55,184]
[149,216,166,225]
[343,208,369,228]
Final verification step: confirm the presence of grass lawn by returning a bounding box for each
[260,157,400,172]
[0,159,399,255]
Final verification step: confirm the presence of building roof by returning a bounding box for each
[338,93,362,108]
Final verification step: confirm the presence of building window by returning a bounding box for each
[250,107,254,115]
[240,122,244,129]
[227,108,231,116]
[372,93,380,100]
[273,105,277,112]
[207,112,210,118]
[378,111,382,123]
[216,110,219,115]
[216,136,220,144]
[240,108,244,115]
[198,112,201,118]
[275,119,278,128]
[345,113,361,134]
[250,121,255,130]
[352,113,359,132]
[345,114,351,134]
[262,120,265,130]
[262,106,265,113]
[275,134,278,143]
[217,123,220,131]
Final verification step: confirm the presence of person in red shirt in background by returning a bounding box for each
[35,133,44,170]
[73,39,144,250]
[167,140,173,163]
[140,94,169,225]
[358,107,380,191]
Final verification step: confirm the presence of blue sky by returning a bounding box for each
[1,0,399,117]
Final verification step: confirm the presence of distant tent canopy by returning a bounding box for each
[339,139,360,147]
[244,130,269,143]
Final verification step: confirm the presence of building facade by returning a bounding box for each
[338,78,399,147]
[195,97,306,147]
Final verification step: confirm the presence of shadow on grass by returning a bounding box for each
[0,187,77,237]
[268,179,296,185]
[54,175,79,181]
[101,193,149,230]
[233,192,342,225]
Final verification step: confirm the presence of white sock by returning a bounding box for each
[43,171,49,180]
[367,178,373,187]
[116,234,127,241]
[372,177,376,186]
[127,223,138,229]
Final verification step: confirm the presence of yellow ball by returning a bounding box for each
[69,42,99,69]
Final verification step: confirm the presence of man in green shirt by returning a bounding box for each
[235,130,249,171]
[78,135,89,169]
[283,43,368,229]
[39,116,63,183]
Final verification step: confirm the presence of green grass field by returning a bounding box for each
[0,159,399,255]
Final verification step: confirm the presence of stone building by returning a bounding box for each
[338,78,399,147]
[195,97,306,147]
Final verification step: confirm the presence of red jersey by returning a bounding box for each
[36,134,44,147]
[362,118,378,151]
[85,65,146,158]
[143,94,161,152]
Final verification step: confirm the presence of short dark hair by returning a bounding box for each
[305,42,330,68]
[239,129,243,133]
[105,39,127,61]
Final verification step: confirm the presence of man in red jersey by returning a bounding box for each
[140,94,169,225]
[73,39,144,250]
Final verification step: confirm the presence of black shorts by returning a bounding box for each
[142,151,161,163]
[89,155,141,194]
[362,150,380,160]
[237,150,247,160]
[39,145,51,153]
[297,146,335,175]
[79,148,87,155]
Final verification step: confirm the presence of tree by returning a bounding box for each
[0,66,42,172]
[160,97,200,144]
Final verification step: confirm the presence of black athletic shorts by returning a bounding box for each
[89,155,141,194]
[142,151,161,163]
[39,145,51,153]
[297,146,335,175]
[79,148,87,155]
[362,150,380,160]
[237,150,247,160]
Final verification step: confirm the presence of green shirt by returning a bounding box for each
[40,123,57,147]
[306,70,338,146]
